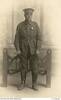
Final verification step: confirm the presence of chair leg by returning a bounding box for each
[2,49,8,87]
[46,72,51,88]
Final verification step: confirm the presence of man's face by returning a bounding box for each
[24,13,32,21]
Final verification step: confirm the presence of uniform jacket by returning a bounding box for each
[14,20,41,55]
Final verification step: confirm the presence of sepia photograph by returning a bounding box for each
[0,0,61,97]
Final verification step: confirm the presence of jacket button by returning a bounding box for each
[31,27,33,30]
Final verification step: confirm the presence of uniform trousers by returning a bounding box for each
[19,44,39,85]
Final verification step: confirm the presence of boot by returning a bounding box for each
[17,81,25,90]
[32,83,38,91]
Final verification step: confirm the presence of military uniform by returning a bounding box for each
[14,8,41,90]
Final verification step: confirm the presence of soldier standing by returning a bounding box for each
[14,8,41,90]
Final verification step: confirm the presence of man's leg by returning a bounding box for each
[17,69,26,90]
[17,55,27,90]
[30,55,39,90]
[32,70,38,90]
[21,69,26,85]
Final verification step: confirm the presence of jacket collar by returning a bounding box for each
[24,20,32,25]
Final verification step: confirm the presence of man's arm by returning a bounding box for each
[36,23,42,54]
[14,25,21,54]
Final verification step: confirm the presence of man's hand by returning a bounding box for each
[17,50,21,55]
